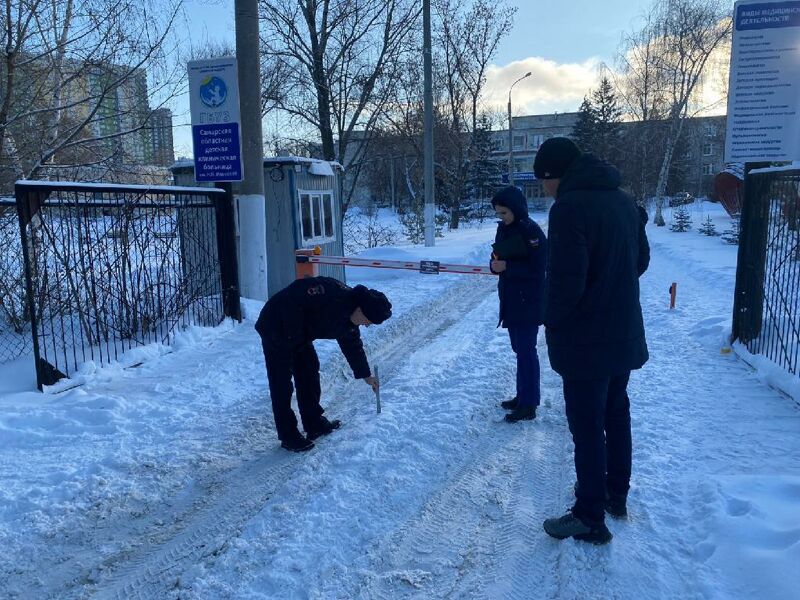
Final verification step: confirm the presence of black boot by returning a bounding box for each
[574,482,628,519]
[606,491,628,519]
[504,405,536,422]
[305,416,342,441]
[543,509,612,544]
[280,431,315,452]
[500,397,518,410]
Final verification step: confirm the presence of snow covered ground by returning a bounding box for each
[1,203,799,599]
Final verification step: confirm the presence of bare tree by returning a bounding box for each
[259,0,420,212]
[433,0,514,228]
[620,0,731,225]
[0,0,185,192]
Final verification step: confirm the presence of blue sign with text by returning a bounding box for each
[736,1,800,30]
[188,58,243,182]
[501,171,537,183]
[192,123,242,182]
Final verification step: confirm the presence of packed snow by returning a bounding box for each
[1,201,799,599]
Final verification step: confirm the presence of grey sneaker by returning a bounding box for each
[543,511,612,545]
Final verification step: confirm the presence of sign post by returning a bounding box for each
[725,0,800,164]
[188,57,244,182]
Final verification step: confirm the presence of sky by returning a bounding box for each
[170,0,721,157]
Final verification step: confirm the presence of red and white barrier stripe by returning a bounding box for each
[300,254,495,275]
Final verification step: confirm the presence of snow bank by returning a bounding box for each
[693,476,800,599]
[733,341,800,403]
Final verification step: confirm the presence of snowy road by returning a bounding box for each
[2,210,799,599]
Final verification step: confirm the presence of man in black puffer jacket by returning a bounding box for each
[489,186,547,423]
[255,277,392,452]
[536,138,650,545]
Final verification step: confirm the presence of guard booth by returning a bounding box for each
[172,157,345,298]
[263,157,345,293]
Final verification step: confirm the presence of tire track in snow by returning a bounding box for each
[470,354,573,600]
[37,276,497,599]
[348,334,574,600]
[354,430,529,599]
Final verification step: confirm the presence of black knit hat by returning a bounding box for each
[533,137,581,179]
[353,285,392,324]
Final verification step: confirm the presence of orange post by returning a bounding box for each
[295,248,320,279]
[669,282,677,309]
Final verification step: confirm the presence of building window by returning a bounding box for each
[298,190,336,244]
[513,134,525,149]
[702,163,714,176]
[703,143,713,156]
[704,124,717,137]
[529,134,544,149]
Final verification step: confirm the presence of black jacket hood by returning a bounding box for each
[496,189,529,221]
[557,153,621,198]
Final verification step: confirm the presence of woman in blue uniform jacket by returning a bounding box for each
[489,186,548,422]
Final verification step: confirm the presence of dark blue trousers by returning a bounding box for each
[563,372,632,524]
[508,325,541,408]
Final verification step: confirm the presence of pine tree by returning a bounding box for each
[721,214,741,244]
[698,215,719,236]
[591,77,623,166]
[466,115,503,201]
[571,97,596,153]
[670,205,692,232]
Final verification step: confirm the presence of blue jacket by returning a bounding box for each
[545,154,650,380]
[491,195,548,328]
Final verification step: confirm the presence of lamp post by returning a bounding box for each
[507,71,531,187]
[423,0,435,247]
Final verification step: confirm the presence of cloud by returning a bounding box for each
[483,56,604,116]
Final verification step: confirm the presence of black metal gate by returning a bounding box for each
[0,197,30,363]
[13,181,240,389]
[732,167,800,375]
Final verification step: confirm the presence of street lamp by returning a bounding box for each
[507,71,531,187]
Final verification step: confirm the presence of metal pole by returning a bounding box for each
[507,72,531,189]
[389,157,396,211]
[507,96,514,187]
[234,0,268,300]
[732,161,771,343]
[423,0,435,247]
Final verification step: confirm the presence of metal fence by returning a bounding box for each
[13,181,240,389]
[0,198,30,362]
[733,168,800,375]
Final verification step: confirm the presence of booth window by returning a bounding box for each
[299,191,336,243]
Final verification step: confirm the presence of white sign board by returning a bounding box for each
[188,57,243,182]
[726,0,800,163]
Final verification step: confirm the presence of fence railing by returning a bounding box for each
[733,167,800,376]
[13,181,240,389]
[0,198,30,363]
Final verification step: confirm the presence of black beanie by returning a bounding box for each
[353,285,392,324]
[533,137,581,179]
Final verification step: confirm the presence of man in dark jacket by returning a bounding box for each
[255,277,392,452]
[489,186,548,422]
[536,138,650,545]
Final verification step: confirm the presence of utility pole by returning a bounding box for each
[507,71,531,188]
[234,0,268,300]
[423,0,435,247]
